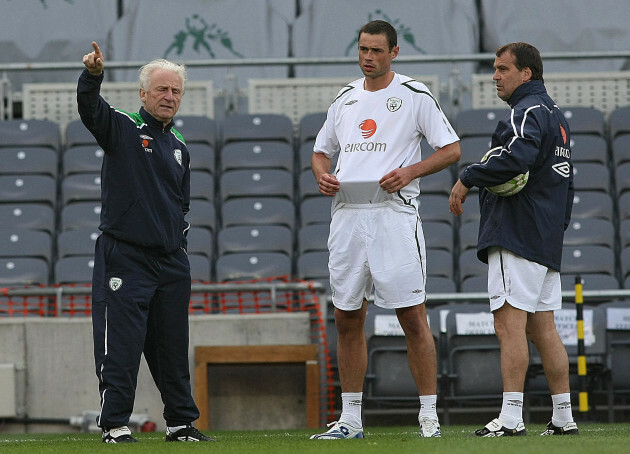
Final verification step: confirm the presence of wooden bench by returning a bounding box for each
[194,344,320,430]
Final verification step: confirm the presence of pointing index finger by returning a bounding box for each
[92,41,102,57]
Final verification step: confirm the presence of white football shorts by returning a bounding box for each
[487,246,562,313]
[328,201,426,311]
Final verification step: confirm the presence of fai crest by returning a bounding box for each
[386,97,402,112]
[109,277,123,291]
[173,149,182,166]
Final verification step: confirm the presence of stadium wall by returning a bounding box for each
[0,312,312,433]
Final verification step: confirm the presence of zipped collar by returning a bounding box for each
[507,80,547,108]
[139,106,174,133]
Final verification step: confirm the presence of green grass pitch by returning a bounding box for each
[1,423,628,453]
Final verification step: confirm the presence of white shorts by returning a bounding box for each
[487,247,562,313]
[328,201,426,311]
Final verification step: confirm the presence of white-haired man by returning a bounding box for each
[79,41,213,443]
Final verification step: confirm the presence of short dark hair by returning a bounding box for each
[358,20,397,51]
[496,42,544,82]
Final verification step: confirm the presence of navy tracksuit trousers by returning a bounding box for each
[91,233,199,429]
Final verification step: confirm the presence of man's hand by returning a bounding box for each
[317,172,340,197]
[379,167,415,194]
[82,41,105,76]
[449,179,470,216]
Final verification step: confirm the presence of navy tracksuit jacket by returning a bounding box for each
[458,80,574,272]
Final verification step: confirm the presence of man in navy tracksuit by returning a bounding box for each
[450,42,578,437]
[78,41,213,443]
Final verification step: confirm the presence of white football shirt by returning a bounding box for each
[314,73,459,206]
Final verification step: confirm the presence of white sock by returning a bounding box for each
[551,393,574,427]
[167,425,187,433]
[419,395,438,420]
[499,392,523,429]
[340,392,362,427]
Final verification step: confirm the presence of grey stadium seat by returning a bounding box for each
[418,194,453,225]
[363,305,422,407]
[563,106,605,137]
[620,219,630,249]
[299,196,331,227]
[561,245,616,277]
[296,250,329,282]
[0,147,58,178]
[62,145,105,176]
[455,108,508,138]
[61,173,102,205]
[426,276,458,294]
[0,119,61,151]
[217,225,293,257]
[221,113,293,145]
[563,218,615,248]
[458,249,488,284]
[0,229,52,264]
[187,199,217,233]
[572,162,610,193]
[185,227,213,259]
[0,175,57,206]
[220,141,293,172]
[571,191,614,221]
[457,136,492,171]
[0,257,49,286]
[187,143,215,174]
[221,197,295,229]
[0,203,55,234]
[54,256,95,285]
[215,252,291,282]
[598,300,630,422]
[298,224,329,254]
[561,273,620,292]
[65,119,98,148]
[189,170,215,202]
[299,112,326,144]
[615,162,630,197]
[60,202,102,231]
[423,220,454,253]
[299,169,321,200]
[612,135,630,167]
[173,115,217,147]
[420,167,454,196]
[460,275,488,293]
[570,135,608,165]
[609,106,630,140]
[56,227,100,258]
[220,169,294,201]
[426,248,454,280]
[188,254,212,282]
[458,219,479,252]
[442,304,502,414]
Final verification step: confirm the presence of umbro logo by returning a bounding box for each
[552,162,571,177]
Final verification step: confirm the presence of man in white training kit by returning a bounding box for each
[310,20,460,439]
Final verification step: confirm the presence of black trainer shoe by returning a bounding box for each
[165,425,216,442]
[102,426,138,443]
[540,420,579,436]
[474,418,526,437]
